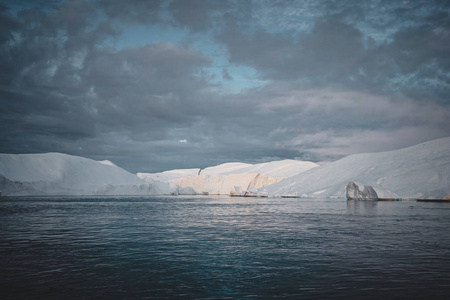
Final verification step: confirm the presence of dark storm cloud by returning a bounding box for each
[168,0,228,32]
[0,1,214,171]
[1,0,449,172]
[0,4,18,41]
[81,42,211,130]
[218,4,450,103]
[99,0,164,24]
[219,15,365,84]
[173,0,450,163]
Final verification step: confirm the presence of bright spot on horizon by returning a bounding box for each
[179,139,187,143]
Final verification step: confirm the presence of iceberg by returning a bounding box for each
[0,153,177,196]
[346,182,378,200]
[264,137,450,199]
[1,137,448,199]
[139,160,319,195]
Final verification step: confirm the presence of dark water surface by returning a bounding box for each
[1,196,450,299]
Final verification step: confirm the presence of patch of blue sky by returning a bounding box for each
[111,23,189,50]
[224,64,269,91]
[202,63,269,94]
[107,20,268,93]
[188,37,269,93]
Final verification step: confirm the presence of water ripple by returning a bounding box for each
[1,196,450,299]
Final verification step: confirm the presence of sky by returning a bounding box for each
[1,0,449,173]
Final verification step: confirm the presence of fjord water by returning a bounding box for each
[1,196,450,299]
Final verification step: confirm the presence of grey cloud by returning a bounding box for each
[0,1,217,171]
[219,14,365,83]
[81,43,211,127]
[222,67,232,80]
[216,85,450,160]
[168,0,229,32]
[1,0,449,173]
[99,0,164,24]
[219,6,450,104]
[0,4,19,42]
[390,24,450,73]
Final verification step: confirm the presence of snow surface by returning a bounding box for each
[264,137,450,199]
[139,160,319,195]
[172,173,279,195]
[98,160,117,167]
[1,138,448,198]
[0,153,176,196]
[138,168,200,182]
[201,162,253,175]
[204,160,318,178]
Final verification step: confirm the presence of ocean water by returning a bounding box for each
[1,196,450,299]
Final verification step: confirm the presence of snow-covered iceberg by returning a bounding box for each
[0,153,176,196]
[264,137,450,199]
[138,160,319,195]
[1,137,448,198]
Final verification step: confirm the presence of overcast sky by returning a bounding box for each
[1,0,449,173]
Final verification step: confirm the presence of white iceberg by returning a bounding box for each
[139,160,319,195]
[0,153,176,196]
[264,137,450,199]
[1,137,449,199]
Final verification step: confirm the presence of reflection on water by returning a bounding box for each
[347,199,378,214]
[1,196,450,299]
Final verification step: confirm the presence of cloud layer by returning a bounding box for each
[1,0,449,172]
